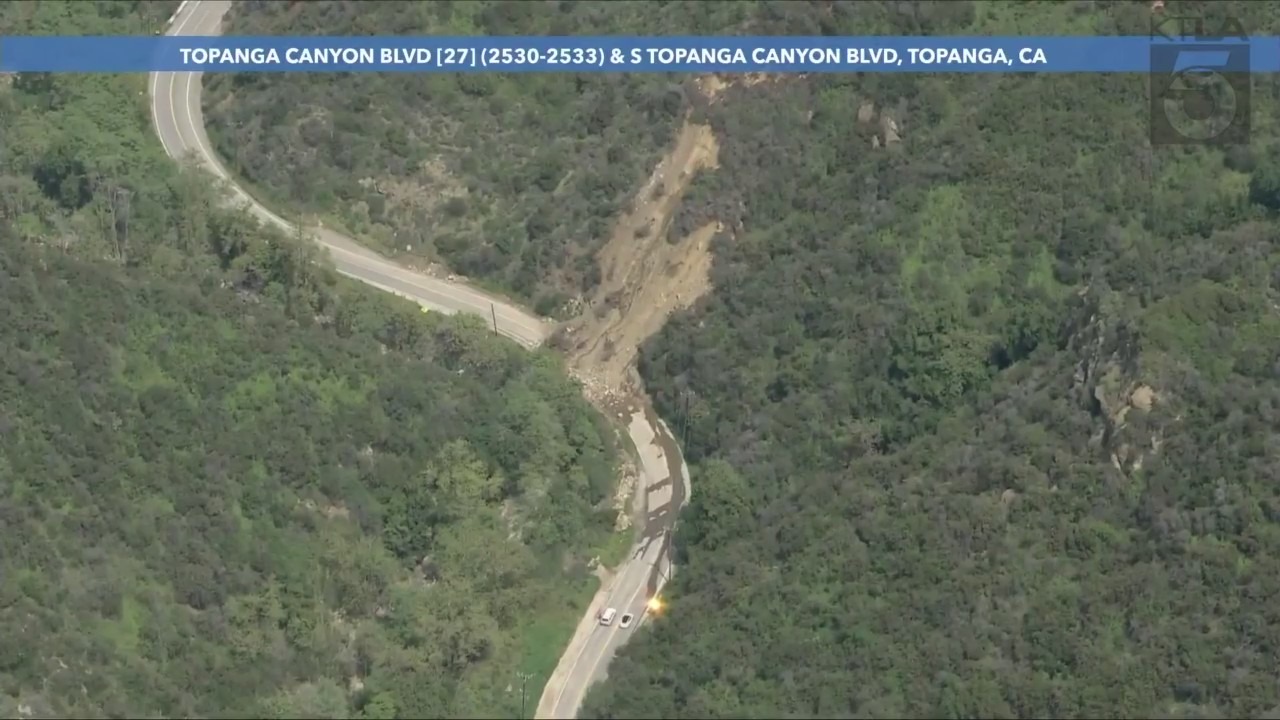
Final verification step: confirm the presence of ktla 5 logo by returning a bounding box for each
[1148,15,1251,146]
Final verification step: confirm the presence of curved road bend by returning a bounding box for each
[151,2,690,718]
[149,0,547,347]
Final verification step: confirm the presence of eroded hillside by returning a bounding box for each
[203,0,997,309]
[559,119,722,402]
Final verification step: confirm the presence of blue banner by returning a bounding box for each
[0,35,1269,73]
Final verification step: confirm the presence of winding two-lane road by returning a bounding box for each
[150,3,688,718]
[149,0,548,348]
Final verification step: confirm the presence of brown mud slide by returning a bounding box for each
[560,117,723,406]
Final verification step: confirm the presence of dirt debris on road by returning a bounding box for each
[535,106,726,720]
[547,113,725,568]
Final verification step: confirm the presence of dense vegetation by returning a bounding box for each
[15,0,1280,717]
[0,2,621,718]
[212,1,1280,718]
[0,241,616,719]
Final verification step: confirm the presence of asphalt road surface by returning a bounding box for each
[544,537,673,718]
[538,407,686,719]
[151,4,689,717]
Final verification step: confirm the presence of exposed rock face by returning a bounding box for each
[1066,286,1171,475]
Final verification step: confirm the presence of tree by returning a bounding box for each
[1248,149,1280,211]
[260,680,350,719]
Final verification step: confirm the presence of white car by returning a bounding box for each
[599,607,617,626]
[619,612,635,629]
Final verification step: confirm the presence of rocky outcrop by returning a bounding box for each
[1066,286,1172,475]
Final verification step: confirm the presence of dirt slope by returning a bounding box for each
[561,118,723,404]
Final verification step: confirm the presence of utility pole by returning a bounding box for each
[516,672,534,719]
[680,389,693,449]
[491,303,499,336]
